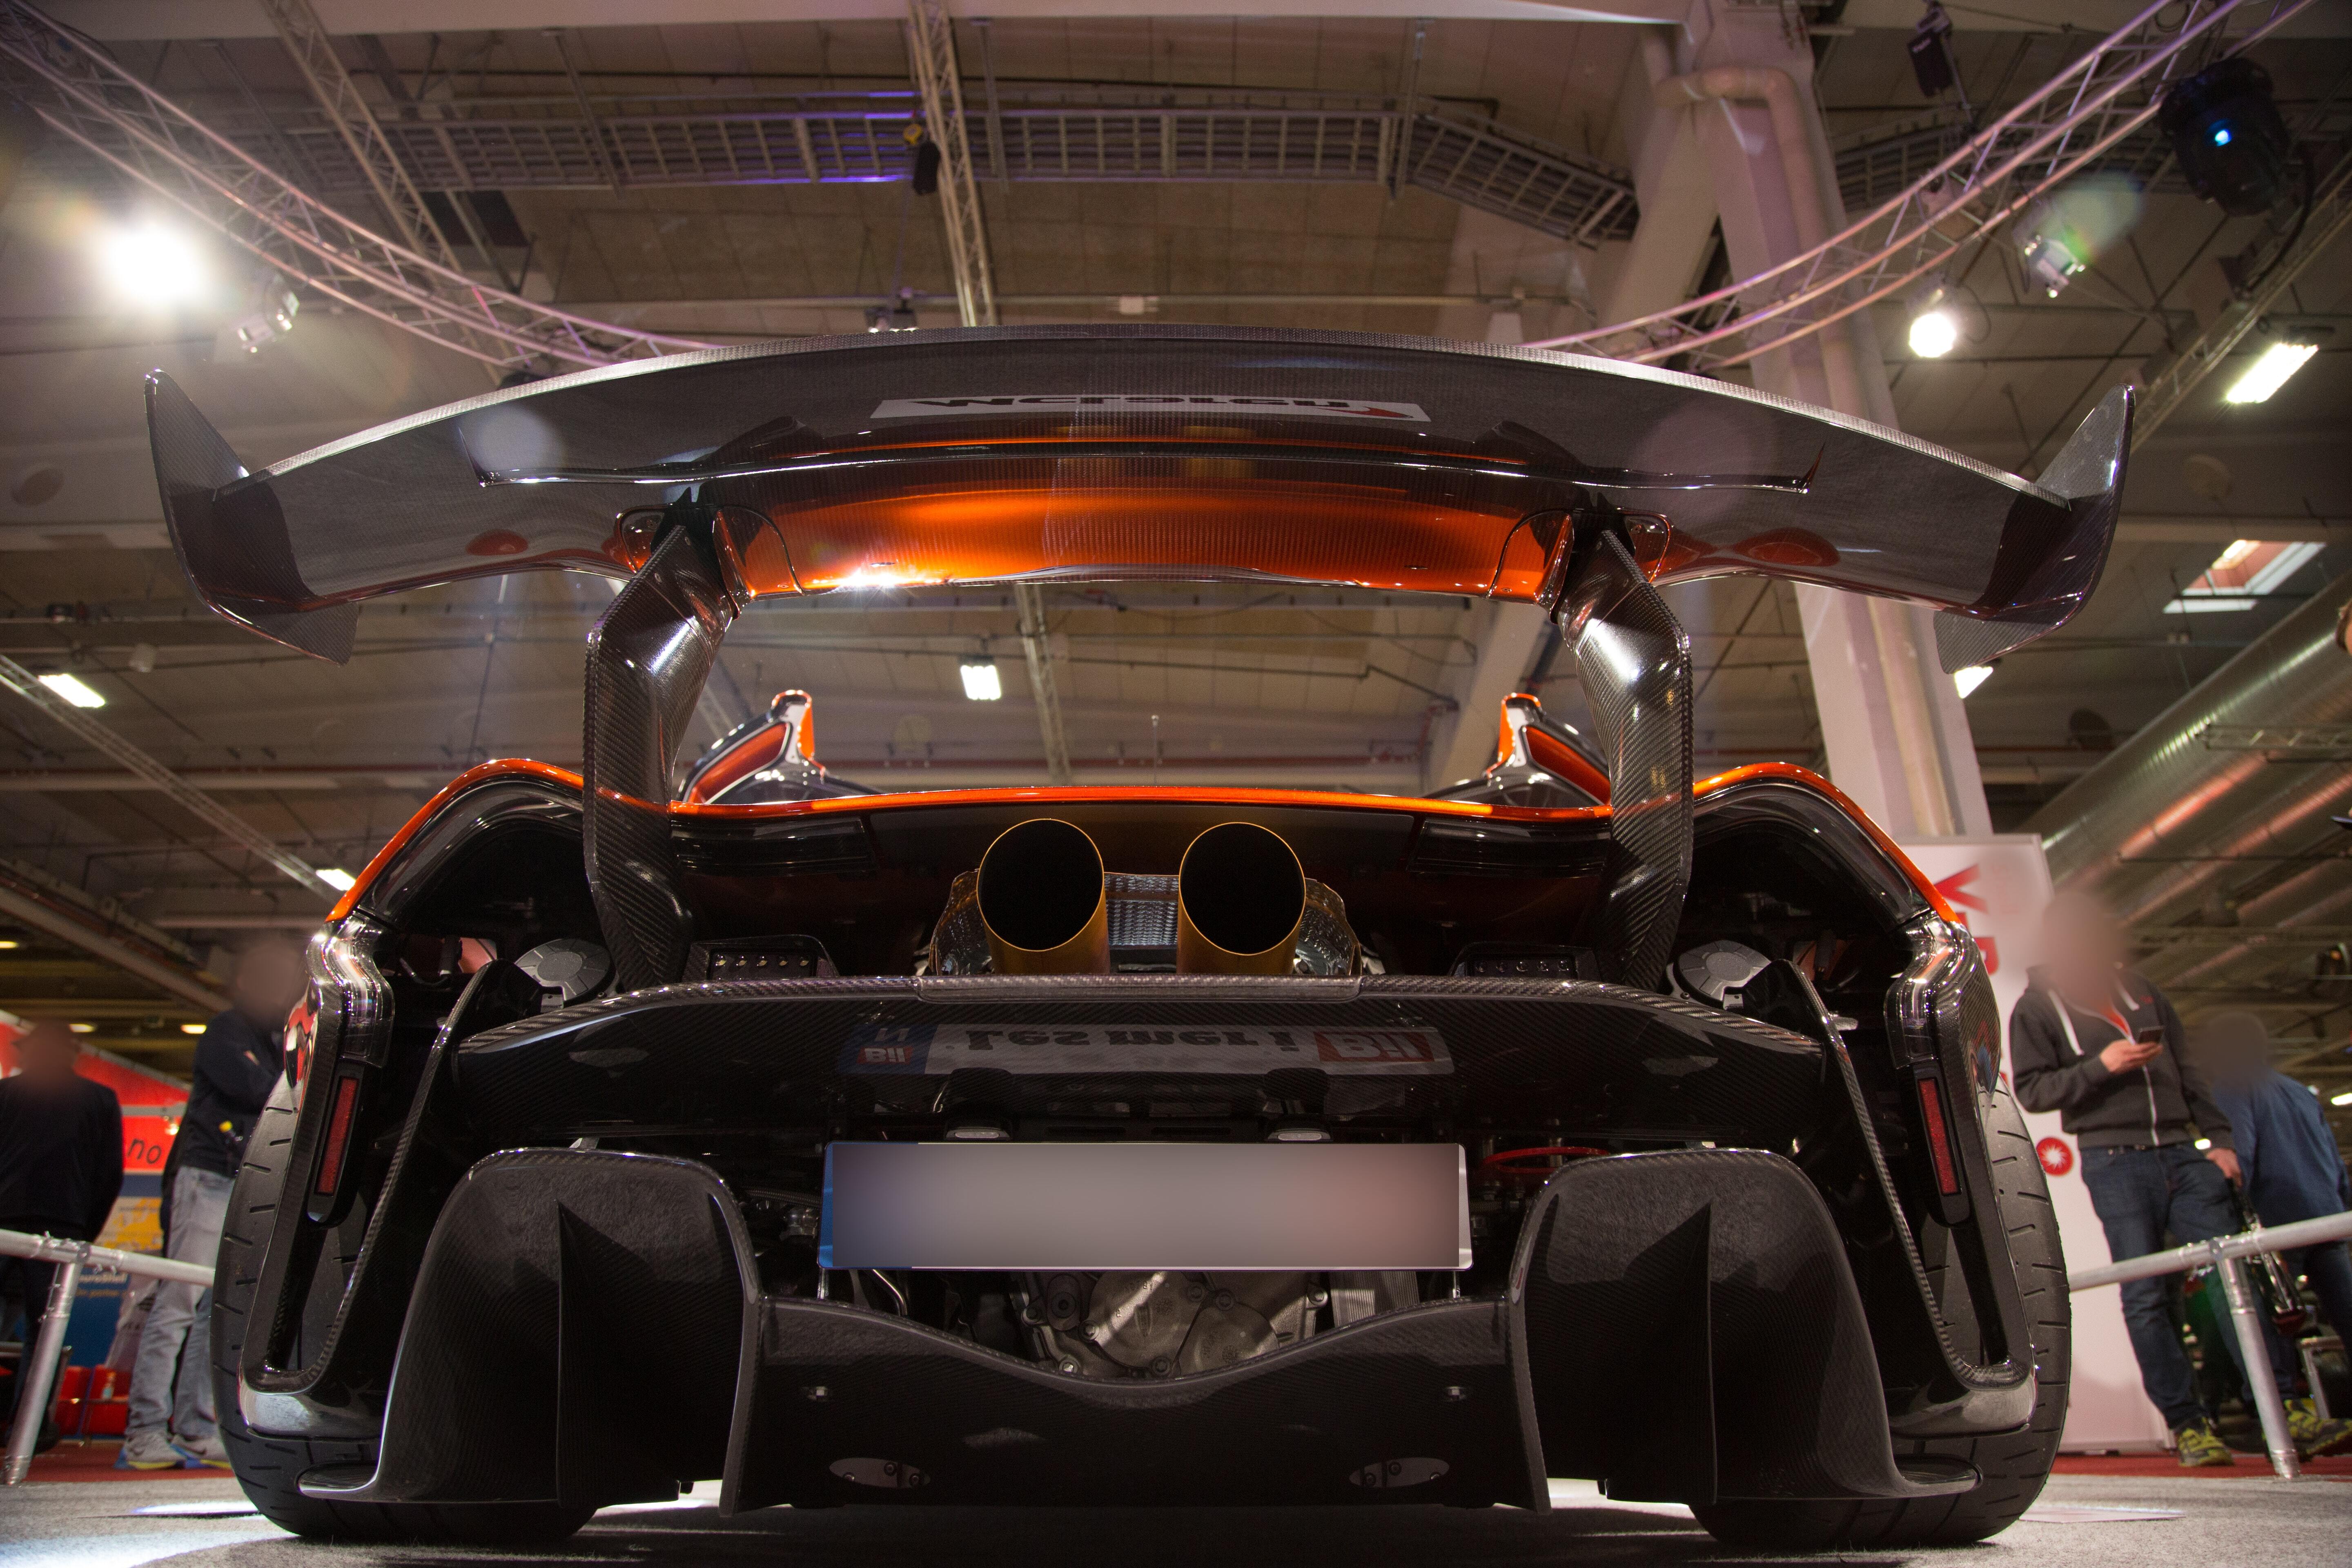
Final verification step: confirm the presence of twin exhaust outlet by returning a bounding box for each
[976,819,1312,976]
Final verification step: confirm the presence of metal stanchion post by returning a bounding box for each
[2212,1244,2300,1479]
[2,1250,83,1486]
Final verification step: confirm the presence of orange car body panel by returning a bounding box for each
[330,758,1956,928]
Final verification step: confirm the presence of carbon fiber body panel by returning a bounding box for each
[1559,529,1693,989]
[306,1143,1971,1515]
[452,976,1828,1148]
[582,525,738,990]
[730,1296,1535,1509]
[1516,1149,1971,1503]
[301,1150,754,1510]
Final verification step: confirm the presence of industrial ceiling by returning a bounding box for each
[0,2,2345,1106]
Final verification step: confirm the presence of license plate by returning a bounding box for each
[818,1141,1470,1272]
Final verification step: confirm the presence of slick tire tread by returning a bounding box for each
[1692,1089,2070,1551]
[211,1082,589,1545]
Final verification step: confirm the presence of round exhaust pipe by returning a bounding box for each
[978,818,1110,974]
[1176,822,1305,976]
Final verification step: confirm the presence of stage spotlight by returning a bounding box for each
[1908,3,1958,99]
[2017,207,2086,298]
[98,220,209,307]
[1907,280,1960,358]
[2161,58,2292,216]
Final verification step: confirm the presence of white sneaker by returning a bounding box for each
[117,1429,184,1470]
[174,1432,231,1468]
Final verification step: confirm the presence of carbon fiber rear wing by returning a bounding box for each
[145,327,2130,988]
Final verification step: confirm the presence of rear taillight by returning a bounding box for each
[307,1070,365,1221]
[1915,1076,1958,1194]
[1913,1068,1971,1225]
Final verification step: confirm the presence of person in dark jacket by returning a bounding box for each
[119,939,302,1470]
[0,1018,123,1446]
[2011,893,2348,1464]
[2199,1011,2352,1412]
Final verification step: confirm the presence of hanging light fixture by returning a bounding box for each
[2160,58,2292,216]
[1906,277,1961,358]
[2016,198,2087,298]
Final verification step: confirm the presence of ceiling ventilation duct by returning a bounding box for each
[2029,570,2352,934]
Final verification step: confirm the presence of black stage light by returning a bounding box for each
[2160,57,2292,216]
[1909,3,1957,99]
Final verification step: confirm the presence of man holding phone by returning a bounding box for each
[2011,892,2348,1465]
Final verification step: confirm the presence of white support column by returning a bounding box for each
[1599,30,1719,328]
[1650,1,1990,836]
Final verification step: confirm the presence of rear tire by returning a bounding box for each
[1692,1087,2069,1550]
[211,1080,591,1544]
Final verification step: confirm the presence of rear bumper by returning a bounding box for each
[297,1145,1978,1515]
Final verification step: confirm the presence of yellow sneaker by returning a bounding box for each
[2172,1419,2236,1468]
[2287,1398,2352,1459]
[115,1430,185,1470]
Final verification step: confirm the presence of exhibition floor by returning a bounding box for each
[3,1465,2347,1567]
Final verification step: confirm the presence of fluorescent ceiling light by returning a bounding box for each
[37,672,105,708]
[99,221,209,307]
[1908,307,1959,358]
[181,1022,207,1035]
[316,867,357,891]
[958,662,1003,701]
[2224,340,2318,405]
[2334,1090,2352,1107]
[1953,665,1995,699]
[69,1022,93,1034]
[0,939,17,950]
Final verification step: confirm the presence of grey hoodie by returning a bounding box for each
[2008,967,2235,1151]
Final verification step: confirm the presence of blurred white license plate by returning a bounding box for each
[819,1141,1470,1272]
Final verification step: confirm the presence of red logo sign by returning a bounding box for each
[1314,1030,1438,1063]
[2036,1137,2075,1178]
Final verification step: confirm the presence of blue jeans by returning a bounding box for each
[2079,1143,2293,1430]
[2290,1240,2352,1355]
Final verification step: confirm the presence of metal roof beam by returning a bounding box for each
[0,654,342,898]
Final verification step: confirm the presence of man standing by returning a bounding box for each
[0,1018,123,1450]
[2011,893,2350,1465]
[118,941,302,1470]
[2198,1011,2352,1434]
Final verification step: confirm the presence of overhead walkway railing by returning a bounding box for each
[36,81,1642,249]
[1531,0,2315,374]
[2069,1208,2352,1481]
[1,1226,215,1486]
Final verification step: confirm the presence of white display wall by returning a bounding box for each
[1894,835,2172,1453]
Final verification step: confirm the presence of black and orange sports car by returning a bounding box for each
[152,329,2120,1550]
